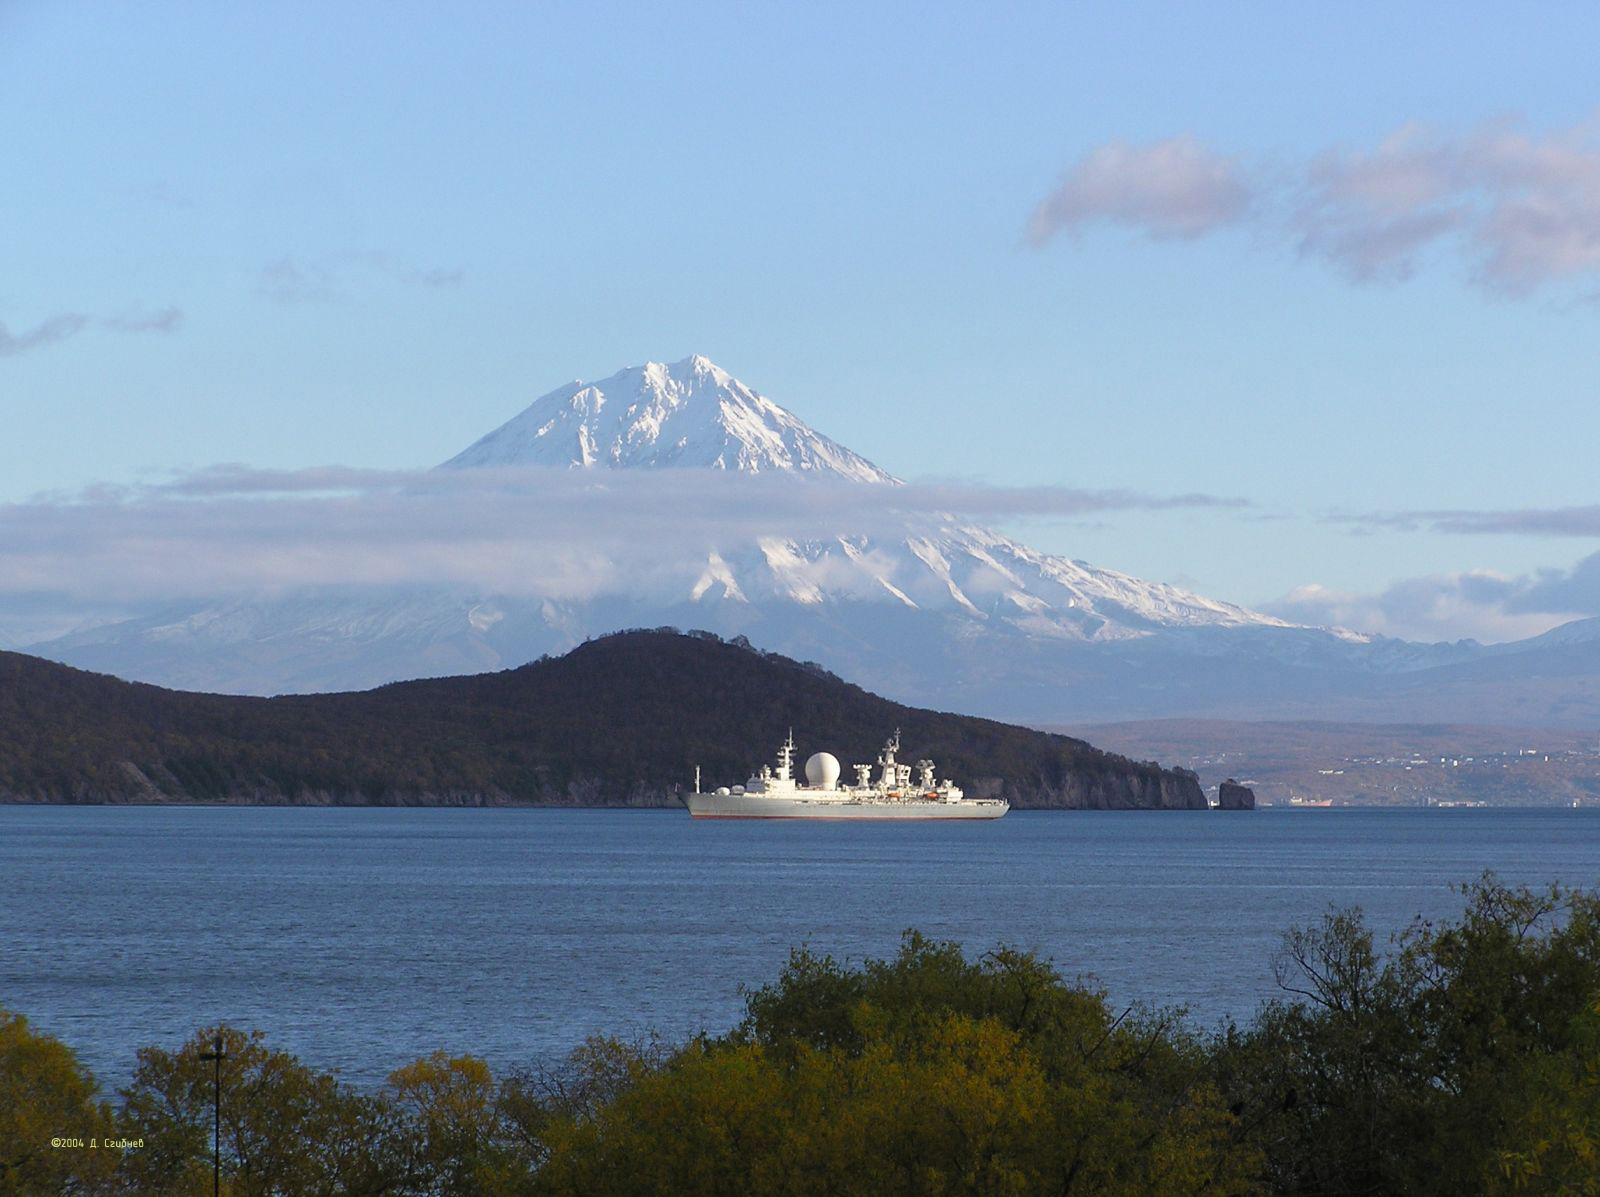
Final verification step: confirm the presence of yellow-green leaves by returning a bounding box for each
[534,935,1260,1196]
[387,1051,534,1195]
[0,1007,120,1196]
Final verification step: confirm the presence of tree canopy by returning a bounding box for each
[4,874,1599,1194]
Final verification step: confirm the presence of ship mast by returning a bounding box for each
[776,728,795,783]
[877,728,901,788]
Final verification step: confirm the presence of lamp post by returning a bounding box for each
[197,1035,225,1197]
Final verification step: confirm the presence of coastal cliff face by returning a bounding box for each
[1047,767,1207,810]
[0,631,1202,810]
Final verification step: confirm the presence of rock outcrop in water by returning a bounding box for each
[1217,779,1256,810]
[0,630,1205,810]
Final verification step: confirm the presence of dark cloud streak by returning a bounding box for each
[0,313,87,357]
[103,307,184,334]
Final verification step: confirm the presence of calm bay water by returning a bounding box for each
[4,805,1599,1089]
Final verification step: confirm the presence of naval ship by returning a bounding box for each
[685,731,1008,820]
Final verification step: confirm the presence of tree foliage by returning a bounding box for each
[535,933,1260,1195]
[387,1051,535,1194]
[118,1025,415,1195]
[0,1008,119,1196]
[1214,874,1600,1195]
[6,875,1600,1193]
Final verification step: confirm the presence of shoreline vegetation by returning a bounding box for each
[7,876,1600,1195]
[0,629,1204,810]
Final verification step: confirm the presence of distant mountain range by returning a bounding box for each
[20,355,1600,728]
[0,630,1205,809]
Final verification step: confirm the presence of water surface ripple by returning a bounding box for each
[5,806,1598,1087]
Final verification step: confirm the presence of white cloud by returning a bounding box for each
[1298,117,1600,291]
[1264,554,1600,645]
[1031,113,1600,296]
[1027,136,1252,244]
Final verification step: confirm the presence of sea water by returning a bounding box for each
[4,805,1598,1088]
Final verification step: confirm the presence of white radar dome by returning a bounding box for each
[804,752,841,789]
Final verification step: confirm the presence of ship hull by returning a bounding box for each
[684,793,1008,820]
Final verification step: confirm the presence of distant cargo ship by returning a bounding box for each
[686,731,1008,820]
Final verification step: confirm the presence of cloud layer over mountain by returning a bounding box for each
[0,465,1245,619]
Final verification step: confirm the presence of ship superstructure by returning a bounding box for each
[685,731,1008,820]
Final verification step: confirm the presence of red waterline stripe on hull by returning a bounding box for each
[687,814,1002,821]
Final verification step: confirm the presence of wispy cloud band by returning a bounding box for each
[1,306,184,358]
[259,253,465,303]
[1335,505,1600,537]
[2,465,1247,605]
[0,314,88,357]
[103,306,184,334]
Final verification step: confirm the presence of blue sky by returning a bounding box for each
[4,1,1599,643]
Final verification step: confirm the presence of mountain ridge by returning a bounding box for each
[0,629,1205,810]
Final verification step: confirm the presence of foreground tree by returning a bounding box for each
[534,934,1261,1196]
[117,1025,416,1195]
[0,1007,119,1195]
[1492,994,1600,1194]
[1215,875,1600,1195]
[387,1050,536,1195]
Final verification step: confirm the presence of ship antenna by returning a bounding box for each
[777,728,795,782]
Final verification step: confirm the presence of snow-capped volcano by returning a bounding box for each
[441,354,1287,643]
[442,354,894,483]
[29,353,1549,725]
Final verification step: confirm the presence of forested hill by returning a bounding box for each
[0,630,1203,809]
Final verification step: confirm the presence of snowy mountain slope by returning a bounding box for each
[26,353,1570,723]
[1481,615,1600,653]
[442,355,895,483]
[440,353,1290,642]
[671,527,1289,641]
